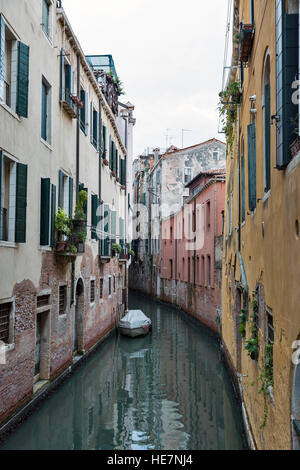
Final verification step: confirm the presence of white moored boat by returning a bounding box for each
[118,310,152,338]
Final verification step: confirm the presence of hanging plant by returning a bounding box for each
[218,81,241,154]
[245,298,259,361]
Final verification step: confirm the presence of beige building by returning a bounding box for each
[0,0,134,426]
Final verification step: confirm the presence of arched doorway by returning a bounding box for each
[74,278,84,354]
[291,344,300,449]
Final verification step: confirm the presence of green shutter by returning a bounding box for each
[69,177,73,217]
[50,184,56,247]
[16,42,30,118]
[80,89,85,131]
[83,187,88,218]
[90,102,94,144]
[91,194,98,240]
[59,49,65,101]
[0,150,2,238]
[65,64,71,93]
[247,123,257,211]
[115,149,118,176]
[104,204,110,256]
[111,210,116,244]
[15,163,28,243]
[121,159,126,186]
[110,139,114,170]
[241,154,245,223]
[0,15,5,102]
[264,84,271,192]
[40,178,50,246]
[58,170,63,209]
[84,91,88,135]
[102,125,107,158]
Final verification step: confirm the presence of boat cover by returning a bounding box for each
[119,310,151,329]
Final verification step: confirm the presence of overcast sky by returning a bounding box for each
[62,0,227,156]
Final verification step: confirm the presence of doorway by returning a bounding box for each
[74,278,84,354]
[34,310,50,382]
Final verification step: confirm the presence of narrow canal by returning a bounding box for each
[0,292,247,450]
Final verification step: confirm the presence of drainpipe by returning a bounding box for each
[98,98,102,264]
[123,115,128,312]
[76,54,80,203]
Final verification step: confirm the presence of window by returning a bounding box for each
[206,201,211,228]
[207,255,211,287]
[170,259,173,279]
[80,86,88,135]
[241,137,246,223]
[201,255,205,286]
[0,15,29,117]
[59,50,76,117]
[37,294,50,308]
[101,125,107,158]
[0,152,28,243]
[59,285,67,315]
[184,167,192,184]
[90,280,95,303]
[197,256,200,284]
[41,77,52,143]
[0,301,13,344]
[213,151,218,161]
[90,103,99,150]
[40,178,56,246]
[113,276,116,293]
[58,170,73,216]
[42,0,52,39]
[99,278,103,299]
[108,277,112,296]
[247,123,257,211]
[263,54,271,194]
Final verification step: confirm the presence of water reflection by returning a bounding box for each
[0,292,246,450]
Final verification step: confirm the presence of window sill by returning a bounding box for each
[0,241,17,248]
[241,221,245,228]
[39,246,52,251]
[41,138,53,151]
[0,101,20,121]
[42,29,53,46]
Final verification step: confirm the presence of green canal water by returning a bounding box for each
[0,292,247,450]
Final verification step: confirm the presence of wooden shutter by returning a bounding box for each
[264,84,271,192]
[69,177,73,217]
[102,125,107,158]
[90,102,94,144]
[15,163,28,243]
[50,184,56,247]
[59,49,65,101]
[247,123,257,211]
[91,194,98,240]
[241,154,245,223]
[16,42,30,118]
[58,170,63,209]
[115,148,118,176]
[84,91,88,135]
[121,159,126,186]
[40,178,50,246]
[0,15,5,102]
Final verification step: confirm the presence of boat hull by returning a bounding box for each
[119,325,151,338]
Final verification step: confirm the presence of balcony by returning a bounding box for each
[60,89,78,119]
[86,55,121,116]
[239,24,255,63]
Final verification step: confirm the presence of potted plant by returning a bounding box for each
[55,208,71,251]
[116,177,120,183]
[73,190,87,228]
[111,243,122,256]
[128,249,135,258]
[111,171,116,177]
[103,159,109,166]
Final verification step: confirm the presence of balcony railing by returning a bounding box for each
[60,88,77,119]
[239,24,255,63]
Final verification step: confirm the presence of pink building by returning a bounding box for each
[160,169,225,331]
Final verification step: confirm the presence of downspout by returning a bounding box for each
[193,198,196,287]
[123,116,128,312]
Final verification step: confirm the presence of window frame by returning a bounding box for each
[0,297,15,346]
[41,76,52,144]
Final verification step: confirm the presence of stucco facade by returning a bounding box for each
[0,0,133,427]
[222,0,300,450]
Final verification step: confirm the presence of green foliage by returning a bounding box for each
[252,340,274,429]
[239,309,246,338]
[128,249,135,257]
[245,298,259,361]
[74,190,88,219]
[55,208,71,236]
[112,243,122,254]
[218,81,241,154]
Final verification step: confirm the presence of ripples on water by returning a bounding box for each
[0,292,247,450]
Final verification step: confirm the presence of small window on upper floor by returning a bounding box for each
[0,15,29,117]
[80,86,88,135]
[213,151,219,161]
[0,300,14,345]
[42,0,53,40]
[41,77,52,144]
[184,167,192,184]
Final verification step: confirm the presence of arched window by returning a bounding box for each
[263,53,271,194]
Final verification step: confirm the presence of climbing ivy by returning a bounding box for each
[245,299,259,361]
[218,81,241,154]
[238,309,246,338]
[252,341,274,429]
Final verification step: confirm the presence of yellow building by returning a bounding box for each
[222,0,300,449]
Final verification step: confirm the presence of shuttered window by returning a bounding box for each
[80,89,88,135]
[15,162,28,243]
[102,125,107,158]
[40,178,56,246]
[42,0,50,36]
[90,105,99,150]
[264,83,271,192]
[109,139,114,171]
[0,302,11,344]
[103,204,110,257]
[91,194,99,240]
[120,159,126,186]
[16,42,30,118]
[99,279,103,299]
[247,123,257,211]
[41,78,51,142]
[59,285,67,315]
[58,170,73,217]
